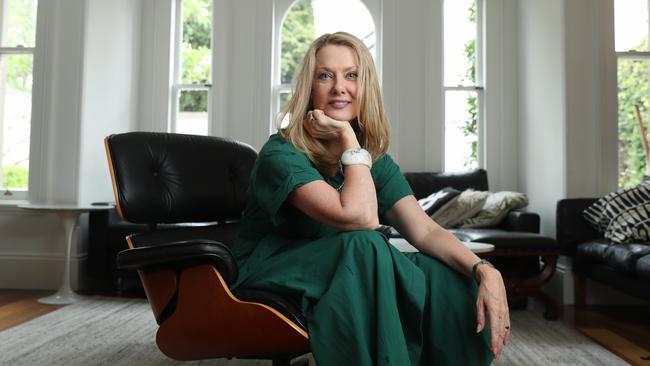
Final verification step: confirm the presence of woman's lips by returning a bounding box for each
[329,101,350,109]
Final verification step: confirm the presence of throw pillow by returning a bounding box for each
[458,191,528,228]
[583,182,650,233]
[417,187,461,215]
[605,201,650,243]
[431,189,489,228]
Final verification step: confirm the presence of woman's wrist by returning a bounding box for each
[472,259,495,283]
[339,125,360,151]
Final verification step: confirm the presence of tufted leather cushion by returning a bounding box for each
[105,132,257,224]
[637,255,650,280]
[603,243,650,274]
[575,239,612,264]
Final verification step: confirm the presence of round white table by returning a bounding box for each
[389,237,495,254]
[18,203,114,305]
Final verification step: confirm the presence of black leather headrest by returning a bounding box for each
[403,169,489,199]
[105,132,257,224]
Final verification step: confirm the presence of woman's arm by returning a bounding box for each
[384,195,510,359]
[287,110,379,231]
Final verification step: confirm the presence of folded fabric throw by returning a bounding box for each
[431,189,489,228]
[417,187,461,215]
[458,191,528,228]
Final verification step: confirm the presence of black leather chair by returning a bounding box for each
[104,132,310,365]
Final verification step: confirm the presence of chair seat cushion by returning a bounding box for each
[449,229,559,251]
[603,243,650,274]
[575,239,612,264]
[233,288,308,331]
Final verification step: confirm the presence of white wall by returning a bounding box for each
[78,0,142,205]
[518,0,567,236]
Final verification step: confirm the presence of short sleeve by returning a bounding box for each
[251,135,323,225]
[371,154,414,215]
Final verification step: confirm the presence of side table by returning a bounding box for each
[18,203,113,304]
[389,237,495,254]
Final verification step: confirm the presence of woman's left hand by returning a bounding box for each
[475,265,510,359]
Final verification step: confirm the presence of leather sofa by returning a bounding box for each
[556,198,650,304]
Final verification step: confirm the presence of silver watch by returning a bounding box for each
[340,148,372,169]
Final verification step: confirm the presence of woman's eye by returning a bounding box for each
[318,72,333,80]
[346,72,358,80]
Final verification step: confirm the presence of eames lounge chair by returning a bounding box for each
[104,132,310,365]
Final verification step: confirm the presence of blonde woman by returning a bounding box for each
[232,32,509,365]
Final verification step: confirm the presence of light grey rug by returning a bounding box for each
[0,296,627,366]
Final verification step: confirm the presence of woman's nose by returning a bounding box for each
[330,78,347,95]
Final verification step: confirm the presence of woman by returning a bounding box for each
[232,32,509,365]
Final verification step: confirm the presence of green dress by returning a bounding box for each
[232,134,492,366]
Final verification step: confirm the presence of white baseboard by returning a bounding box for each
[0,253,87,290]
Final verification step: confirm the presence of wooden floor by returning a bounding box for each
[0,289,649,365]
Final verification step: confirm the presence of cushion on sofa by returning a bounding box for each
[603,243,650,274]
[637,255,650,280]
[431,189,488,228]
[605,201,650,244]
[417,187,461,215]
[575,239,612,264]
[583,182,650,235]
[458,191,528,228]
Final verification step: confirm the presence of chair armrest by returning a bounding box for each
[497,210,540,233]
[117,240,238,286]
[556,198,603,256]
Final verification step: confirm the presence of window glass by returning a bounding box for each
[181,0,212,84]
[443,0,479,171]
[0,0,36,195]
[177,89,208,135]
[615,0,648,52]
[445,90,478,172]
[2,0,37,47]
[444,0,477,86]
[173,0,212,135]
[615,0,650,188]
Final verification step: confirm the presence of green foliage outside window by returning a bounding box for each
[618,37,649,189]
[180,0,211,112]
[281,0,315,85]
[461,2,478,168]
[3,165,28,189]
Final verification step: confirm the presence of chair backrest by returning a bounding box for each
[105,132,257,225]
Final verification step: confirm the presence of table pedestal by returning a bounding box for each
[38,211,83,305]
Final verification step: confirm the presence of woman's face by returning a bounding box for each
[311,45,359,122]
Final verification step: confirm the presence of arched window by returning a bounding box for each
[273,0,377,129]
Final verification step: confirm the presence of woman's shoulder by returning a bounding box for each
[258,133,311,166]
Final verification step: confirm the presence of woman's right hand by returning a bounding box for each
[305,110,359,152]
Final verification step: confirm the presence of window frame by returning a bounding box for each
[0,0,37,201]
[442,0,485,171]
[170,0,213,135]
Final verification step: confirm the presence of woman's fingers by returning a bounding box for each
[476,297,486,333]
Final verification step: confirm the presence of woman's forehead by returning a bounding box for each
[315,45,359,68]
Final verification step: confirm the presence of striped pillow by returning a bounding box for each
[583,182,650,242]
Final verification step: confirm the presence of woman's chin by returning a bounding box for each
[324,109,356,122]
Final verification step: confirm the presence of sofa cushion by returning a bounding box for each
[575,239,612,264]
[582,182,650,234]
[603,243,650,274]
[431,189,489,228]
[458,191,528,228]
[417,187,460,215]
[637,254,650,280]
[605,201,650,244]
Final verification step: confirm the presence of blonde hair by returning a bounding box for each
[278,32,390,172]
